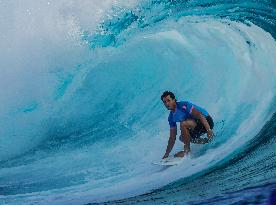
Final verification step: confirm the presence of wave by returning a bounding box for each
[0,0,275,204]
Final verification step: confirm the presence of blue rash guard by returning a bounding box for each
[168,101,209,128]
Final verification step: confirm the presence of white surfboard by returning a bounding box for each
[153,157,184,166]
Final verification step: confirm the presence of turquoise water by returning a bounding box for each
[0,0,275,204]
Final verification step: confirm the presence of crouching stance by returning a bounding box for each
[161,91,214,159]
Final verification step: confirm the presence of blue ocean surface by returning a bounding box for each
[0,0,275,205]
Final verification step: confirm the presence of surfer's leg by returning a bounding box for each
[180,120,196,153]
[179,129,194,142]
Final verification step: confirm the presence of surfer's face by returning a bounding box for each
[162,95,176,111]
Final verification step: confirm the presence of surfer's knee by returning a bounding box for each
[180,120,196,131]
[180,121,189,130]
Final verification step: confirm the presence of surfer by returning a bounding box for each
[161,91,214,159]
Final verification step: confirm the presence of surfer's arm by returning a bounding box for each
[191,108,214,139]
[163,127,177,159]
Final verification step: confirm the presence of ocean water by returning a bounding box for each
[0,0,275,204]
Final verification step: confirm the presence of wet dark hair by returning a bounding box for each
[161,91,176,101]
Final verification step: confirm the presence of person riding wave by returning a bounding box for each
[161,91,214,158]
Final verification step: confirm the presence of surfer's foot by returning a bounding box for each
[174,150,190,158]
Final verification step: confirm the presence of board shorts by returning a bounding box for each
[190,115,214,139]
[178,116,214,144]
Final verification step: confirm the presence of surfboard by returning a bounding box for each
[153,157,184,166]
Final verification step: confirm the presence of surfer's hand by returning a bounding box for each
[162,153,169,159]
[207,129,214,140]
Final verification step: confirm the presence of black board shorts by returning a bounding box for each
[190,115,214,138]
